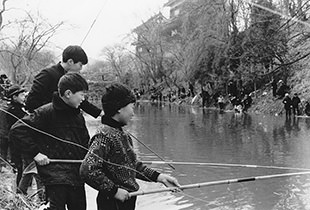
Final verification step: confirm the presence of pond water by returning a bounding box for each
[85,102,310,210]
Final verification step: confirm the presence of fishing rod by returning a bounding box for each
[248,1,310,29]
[46,159,310,172]
[129,171,310,197]
[142,161,310,171]
[80,0,108,46]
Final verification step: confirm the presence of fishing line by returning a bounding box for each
[80,0,108,46]
[247,0,310,29]
[0,155,14,170]
[142,160,310,171]
[127,132,176,170]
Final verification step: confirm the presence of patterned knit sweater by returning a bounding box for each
[80,117,160,197]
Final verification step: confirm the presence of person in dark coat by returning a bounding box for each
[271,78,277,97]
[201,84,210,107]
[283,93,292,119]
[80,82,180,210]
[0,85,27,174]
[188,82,194,97]
[25,45,104,118]
[277,80,289,99]
[242,94,253,113]
[305,101,310,116]
[292,93,301,116]
[10,73,90,210]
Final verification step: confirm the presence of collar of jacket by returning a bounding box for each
[101,115,124,130]
[52,92,80,115]
[56,62,67,74]
[9,101,25,108]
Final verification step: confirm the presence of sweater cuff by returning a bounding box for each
[30,149,40,159]
[151,171,160,182]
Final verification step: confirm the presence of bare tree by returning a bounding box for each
[101,44,136,86]
[0,0,9,30]
[0,11,64,85]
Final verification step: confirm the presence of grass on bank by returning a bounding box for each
[0,165,42,210]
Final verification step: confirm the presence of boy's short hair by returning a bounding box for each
[101,82,136,117]
[58,73,88,96]
[62,45,88,65]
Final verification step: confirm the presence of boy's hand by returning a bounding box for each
[114,188,130,202]
[99,110,105,117]
[157,174,181,191]
[34,153,50,165]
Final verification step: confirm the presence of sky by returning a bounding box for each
[4,0,170,59]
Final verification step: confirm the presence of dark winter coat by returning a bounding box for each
[283,97,292,110]
[292,96,301,108]
[0,101,27,139]
[10,93,90,186]
[25,62,101,117]
[0,101,27,165]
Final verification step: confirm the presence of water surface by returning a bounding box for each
[86,102,310,210]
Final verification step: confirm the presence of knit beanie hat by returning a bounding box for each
[101,82,136,117]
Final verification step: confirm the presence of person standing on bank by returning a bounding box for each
[80,82,180,210]
[0,85,27,175]
[10,73,90,210]
[283,93,292,119]
[292,93,301,116]
[25,45,104,118]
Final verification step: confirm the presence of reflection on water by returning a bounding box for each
[86,102,310,210]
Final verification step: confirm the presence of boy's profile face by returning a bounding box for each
[67,59,83,73]
[117,102,135,125]
[13,92,26,105]
[64,90,86,108]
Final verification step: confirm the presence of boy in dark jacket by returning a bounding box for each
[0,85,27,173]
[25,45,104,118]
[10,73,90,210]
[80,82,180,210]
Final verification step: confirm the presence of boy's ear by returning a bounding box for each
[12,95,17,100]
[67,58,74,65]
[64,89,72,98]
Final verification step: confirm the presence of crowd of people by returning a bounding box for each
[148,80,253,114]
[148,78,310,118]
[272,79,310,118]
[0,45,180,210]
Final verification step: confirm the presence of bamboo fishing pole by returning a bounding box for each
[49,159,82,163]
[129,171,310,197]
[141,161,310,171]
[48,159,310,172]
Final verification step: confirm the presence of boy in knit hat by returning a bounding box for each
[80,82,180,210]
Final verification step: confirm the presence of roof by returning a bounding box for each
[164,0,184,7]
